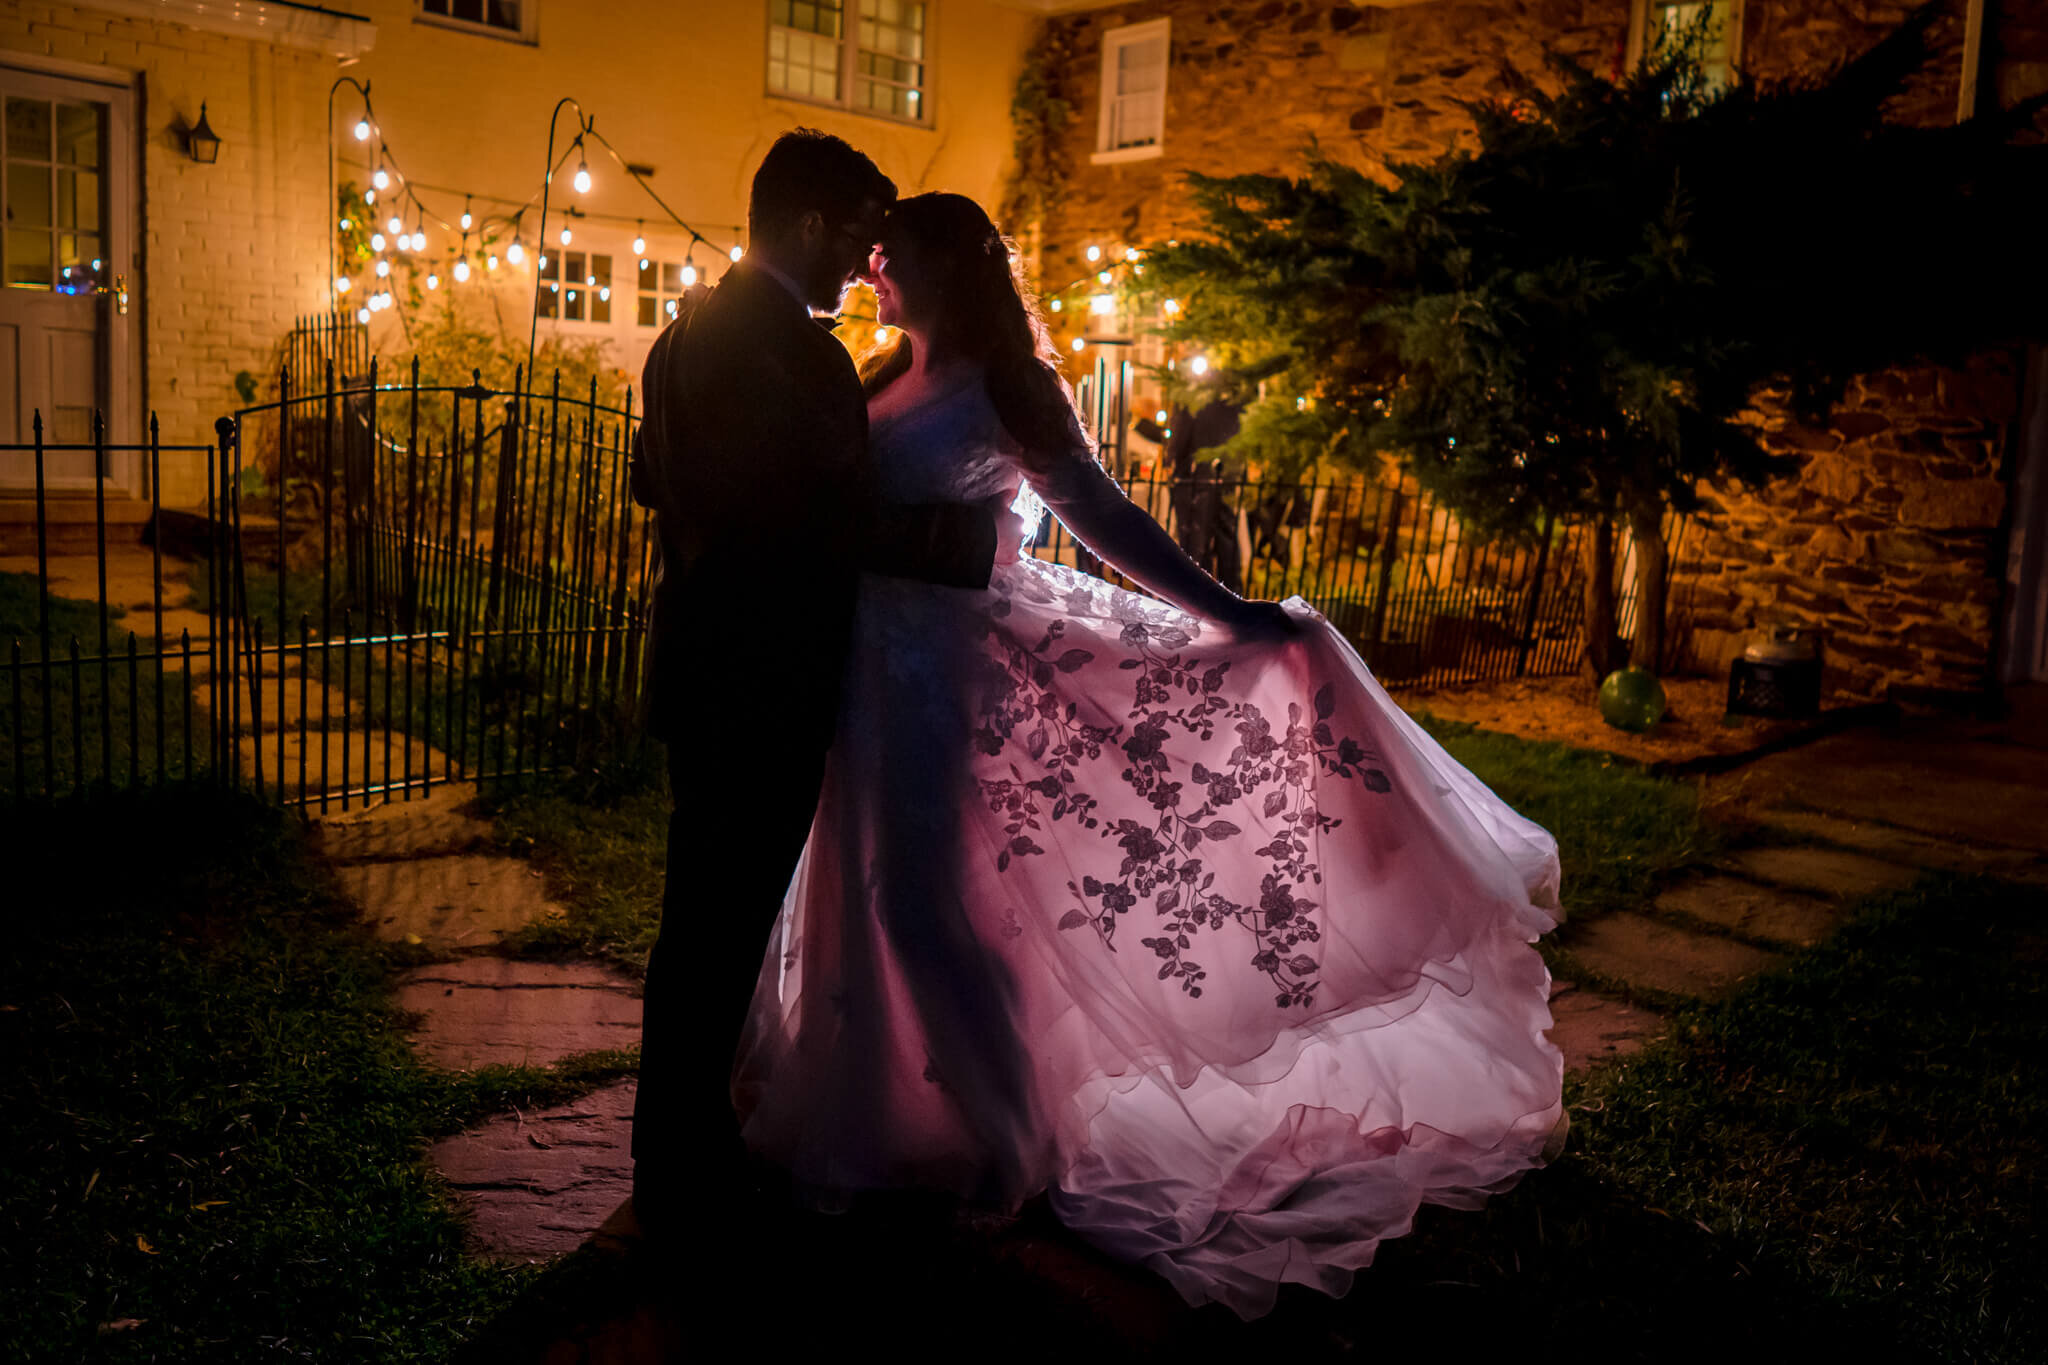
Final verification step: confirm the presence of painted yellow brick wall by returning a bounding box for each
[1,5,333,506]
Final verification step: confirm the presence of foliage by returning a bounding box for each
[1001,22,1082,252]
[1138,2,2046,671]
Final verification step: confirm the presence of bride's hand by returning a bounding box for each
[994,509,1026,565]
[1227,599,1302,643]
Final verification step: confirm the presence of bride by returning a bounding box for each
[731,192,1567,1320]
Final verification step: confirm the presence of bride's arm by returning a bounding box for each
[1016,392,1294,634]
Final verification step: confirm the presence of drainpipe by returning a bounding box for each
[1957,0,1987,123]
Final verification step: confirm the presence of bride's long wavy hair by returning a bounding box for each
[857,193,1093,479]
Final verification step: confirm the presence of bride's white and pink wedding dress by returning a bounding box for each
[732,381,1566,1320]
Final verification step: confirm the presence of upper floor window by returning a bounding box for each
[767,0,931,125]
[537,247,613,325]
[1632,0,1740,95]
[417,0,536,44]
[1093,19,1169,164]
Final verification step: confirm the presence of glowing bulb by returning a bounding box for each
[1167,358,1176,371]
[666,299,678,316]
[486,253,499,271]
[573,161,591,194]
[506,241,524,264]
[357,306,371,323]
[874,326,891,343]
[680,264,698,286]
[1071,337,1086,352]
[453,258,471,282]
[1162,427,1173,439]
[1085,244,1101,262]
[370,232,386,252]
[1126,247,1141,262]
[538,254,548,271]
[730,244,744,262]
[1296,396,1309,410]
[335,276,351,294]
[567,289,577,302]
[599,285,610,301]
[1190,355,1209,376]
[639,257,650,272]
[460,206,473,231]
[386,215,401,235]
[1098,270,1112,285]
[1049,298,1063,312]
[338,217,351,230]
[413,231,427,251]
[426,273,439,290]
[353,118,371,141]
[375,258,390,278]
[1162,298,1180,315]
[559,225,572,246]
[1155,409,1169,424]
[372,165,389,191]
[1090,294,1115,315]
[585,273,596,286]
[363,187,375,205]
[632,227,645,255]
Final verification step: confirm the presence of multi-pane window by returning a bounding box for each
[637,259,695,328]
[537,249,612,324]
[417,0,533,41]
[1094,19,1169,163]
[1639,0,1740,93]
[767,1,930,126]
[3,95,104,293]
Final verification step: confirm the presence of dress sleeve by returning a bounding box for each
[1025,432,1254,623]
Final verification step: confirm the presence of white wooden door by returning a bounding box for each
[0,66,136,491]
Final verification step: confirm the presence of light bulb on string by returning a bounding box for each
[585,272,596,286]
[335,276,351,294]
[454,257,471,283]
[356,306,370,323]
[1072,337,1087,352]
[353,117,371,141]
[573,160,592,194]
[1090,294,1115,315]
[387,215,402,236]
[363,187,375,206]
[680,262,698,287]
[559,223,573,247]
[875,326,891,344]
[338,217,351,231]
[426,273,440,290]
[639,257,651,272]
[1162,298,1180,315]
[460,198,473,231]
[486,253,499,271]
[1097,270,1112,285]
[729,244,744,262]
[372,163,389,191]
[1085,244,1101,262]
[506,240,524,265]
[1155,409,1169,424]
[538,254,548,271]
[632,222,645,256]
[375,258,390,278]
[1126,247,1141,262]
[598,286,610,301]
[1048,298,1062,312]
[1190,355,1209,376]
[370,232,386,252]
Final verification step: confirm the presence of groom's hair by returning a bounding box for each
[749,129,896,245]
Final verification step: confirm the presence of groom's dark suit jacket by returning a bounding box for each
[629,263,996,740]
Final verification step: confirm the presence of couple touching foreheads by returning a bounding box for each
[624,129,1567,1319]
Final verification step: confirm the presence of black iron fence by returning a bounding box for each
[4,373,1684,808]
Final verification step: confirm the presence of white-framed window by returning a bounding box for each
[415,0,537,44]
[536,245,614,327]
[1092,19,1169,165]
[766,0,932,126]
[1628,0,1742,94]
[635,256,698,329]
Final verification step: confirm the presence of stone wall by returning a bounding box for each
[1,5,337,506]
[1025,0,2025,699]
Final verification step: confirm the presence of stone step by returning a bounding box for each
[196,680,361,733]
[234,728,454,802]
[1722,844,1921,901]
[1545,979,1663,1070]
[395,957,641,1070]
[336,851,560,947]
[1759,808,2048,884]
[1655,875,1843,949]
[311,781,492,863]
[1568,911,1785,1000]
[428,1078,637,1262]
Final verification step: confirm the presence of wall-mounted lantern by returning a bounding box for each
[187,103,220,164]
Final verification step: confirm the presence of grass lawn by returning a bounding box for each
[0,786,636,1363]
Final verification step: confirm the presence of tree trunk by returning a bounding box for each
[1580,517,1626,682]
[1627,500,1669,673]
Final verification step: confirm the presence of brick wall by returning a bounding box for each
[2,5,333,506]
[1026,0,2027,699]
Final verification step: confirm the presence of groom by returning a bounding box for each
[627,130,1013,1229]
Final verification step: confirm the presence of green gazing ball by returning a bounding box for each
[1598,667,1668,732]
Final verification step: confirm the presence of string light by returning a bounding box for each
[730,244,745,262]
[1190,355,1209,376]
[353,117,371,141]
[1071,337,1086,351]
[538,253,548,271]
[640,258,651,272]
[486,253,499,271]
[573,158,592,194]
[506,240,524,264]
[598,285,610,301]
[454,257,471,283]
[460,198,473,231]
[632,221,645,256]
[363,187,375,205]
[680,262,699,287]
[559,222,573,246]
[1162,298,1181,315]
[874,325,891,343]
[386,214,403,236]
[375,258,391,278]
[1125,247,1141,262]
[369,232,386,252]
[356,305,370,323]
[335,276,351,294]
[372,162,390,191]
[426,272,440,290]
[1155,409,1169,424]
[1049,298,1063,312]
[1090,294,1115,315]
[1097,270,1112,285]
[1085,245,1101,262]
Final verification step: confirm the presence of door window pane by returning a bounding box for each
[5,98,49,159]
[6,228,50,287]
[8,162,51,227]
[55,103,98,167]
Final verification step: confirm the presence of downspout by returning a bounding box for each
[1957,0,1987,124]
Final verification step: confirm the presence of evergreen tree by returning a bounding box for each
[1139,2,2044,678]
